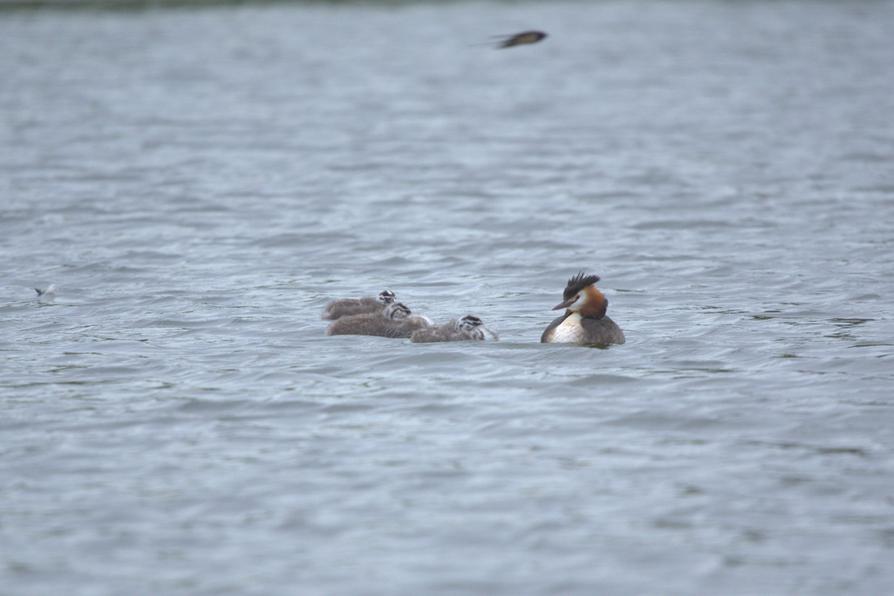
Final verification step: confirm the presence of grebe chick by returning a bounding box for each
[322,289,395,320]
[540,272,625,346]
[326,302,432,338]
[410,315,498,343]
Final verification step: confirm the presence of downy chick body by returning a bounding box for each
[326,302,432,338]
[322,289,395,320]
[410,315,496,343]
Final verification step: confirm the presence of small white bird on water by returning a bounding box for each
[34,284,56,304]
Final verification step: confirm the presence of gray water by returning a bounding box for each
[2,1,894,594]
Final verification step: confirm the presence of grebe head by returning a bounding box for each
[552,272,607,319]
[457,315,483,332]
[456,315,485,340]
[385,302,411,320]
[456,315,499,340]
[378,290,396,305]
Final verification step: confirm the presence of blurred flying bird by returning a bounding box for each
[34,284,56,304]
[494,30,548,49]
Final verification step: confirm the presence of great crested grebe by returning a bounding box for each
[322,289,395,320]
[326,302,432,338]
[410,315,498,343]
[540,272,625,346]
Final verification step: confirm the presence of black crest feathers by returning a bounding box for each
[563,272,600,300]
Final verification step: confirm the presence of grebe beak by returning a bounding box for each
[552,297,576,311]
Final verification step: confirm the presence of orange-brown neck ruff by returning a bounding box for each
[580,286,607,319]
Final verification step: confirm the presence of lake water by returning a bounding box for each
[2,1,893,594]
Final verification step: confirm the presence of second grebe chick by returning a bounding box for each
[410,315,498,343]
[326,302,432,338]
[322,289,395,320]
[540,272,625,347]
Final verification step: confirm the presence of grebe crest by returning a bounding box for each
[378,290,396,305]
[564,272,599,300]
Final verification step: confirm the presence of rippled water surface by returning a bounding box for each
[2,1,894,594]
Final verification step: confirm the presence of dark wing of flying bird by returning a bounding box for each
[495,30,548,49]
